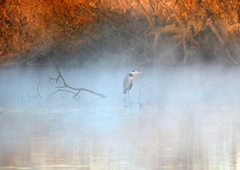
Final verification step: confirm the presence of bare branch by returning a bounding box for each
[135,0,156,32]
[124,85,146,108]
[137,85,146,107]
[49,67,106,98]
[37,82,41,99]
[208,20,239,66]
[49,89,81,99]
[26,92,37,98]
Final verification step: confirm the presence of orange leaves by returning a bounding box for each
[0,0,239,65]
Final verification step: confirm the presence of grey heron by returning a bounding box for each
[123,70,142,94]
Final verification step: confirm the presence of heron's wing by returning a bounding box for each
[123,75,131,89]
[123,75,132,94]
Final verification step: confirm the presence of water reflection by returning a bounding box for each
[1,101,240,169]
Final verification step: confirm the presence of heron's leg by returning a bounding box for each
[123,93,128,104]
[127,90,131,102]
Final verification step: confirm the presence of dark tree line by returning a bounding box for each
[0,0,239,66]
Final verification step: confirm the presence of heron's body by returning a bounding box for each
[123,70,142,94]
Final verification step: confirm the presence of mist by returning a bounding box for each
[1,0,239,168]
[1,64,240,169]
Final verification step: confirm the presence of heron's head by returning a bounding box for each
[131,70,142,74]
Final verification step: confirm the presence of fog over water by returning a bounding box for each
[1,65,240,169]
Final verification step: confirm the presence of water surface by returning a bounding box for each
[1,66,240,169]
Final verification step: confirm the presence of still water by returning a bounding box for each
[1,66,240,169]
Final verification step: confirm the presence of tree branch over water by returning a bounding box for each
[49,67,106,99]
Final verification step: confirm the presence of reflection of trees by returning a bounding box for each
[0,0,239,65]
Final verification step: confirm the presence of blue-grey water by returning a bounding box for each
[1,66,240,169]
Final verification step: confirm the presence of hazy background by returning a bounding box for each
[1,65,240,169]
[0,0,240,169]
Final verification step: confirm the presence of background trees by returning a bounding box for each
[0,0,239,66]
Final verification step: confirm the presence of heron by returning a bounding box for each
[123,70,142,94]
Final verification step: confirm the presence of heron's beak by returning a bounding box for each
[136,72,142,74]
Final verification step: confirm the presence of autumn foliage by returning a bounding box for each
[0,0,239,66]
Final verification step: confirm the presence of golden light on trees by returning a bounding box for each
[0,0,239,65]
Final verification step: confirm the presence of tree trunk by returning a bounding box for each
[208,20,239,65]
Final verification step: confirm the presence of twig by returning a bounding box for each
[37,82,41,99]
[124,85,146,108]
[49,89,81,99]
[25,82,41,100]
[26,92,37,98]
[137,85,146,107]
[49,67,106,98]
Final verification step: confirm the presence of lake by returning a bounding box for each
[0,65,240,169]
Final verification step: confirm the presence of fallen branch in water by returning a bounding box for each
[49,67,106,99]
[25,81,41,100]
[26,92,37,99]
